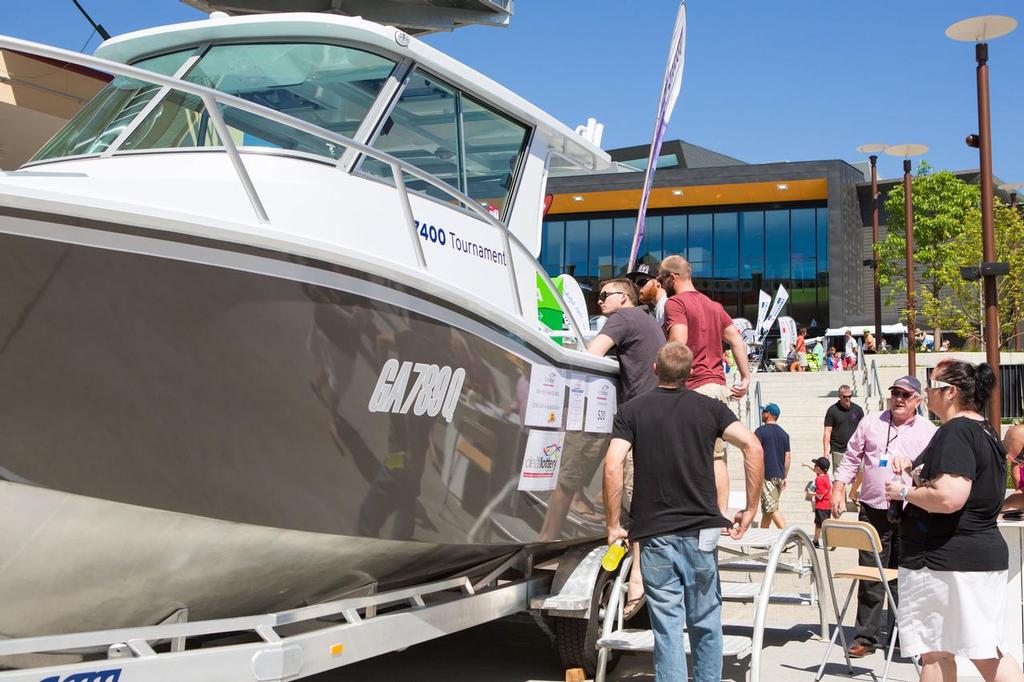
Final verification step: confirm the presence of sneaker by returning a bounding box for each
[812,540,822,549]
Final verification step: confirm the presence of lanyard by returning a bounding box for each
[882,418,899,463]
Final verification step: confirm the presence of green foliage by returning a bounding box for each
[877,163,980,298]
[930,204,1024,348]
[876,161,1024,348]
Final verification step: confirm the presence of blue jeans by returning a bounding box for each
[640,531,723,682]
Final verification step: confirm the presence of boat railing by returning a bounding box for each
[0,35,589,352]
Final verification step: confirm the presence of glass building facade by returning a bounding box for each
[541,203,830,327]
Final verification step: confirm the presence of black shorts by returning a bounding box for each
[814,508,830,527]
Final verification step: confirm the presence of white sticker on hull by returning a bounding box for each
[565,372,587,431]
[368,359,466,423]
[517,430,565,491]
[585,377,616,433]
[524,364,566,427]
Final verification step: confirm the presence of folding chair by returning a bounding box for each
[814,519,913,682]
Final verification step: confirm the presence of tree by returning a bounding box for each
[928,203,1024,349]
[876,163,980,347]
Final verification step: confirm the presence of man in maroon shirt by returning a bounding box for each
[659,254,750,514]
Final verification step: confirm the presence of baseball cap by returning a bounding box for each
[811,457,830,472]
[888,375,923,395]
[760,403,781,418]
[624,263,656,286]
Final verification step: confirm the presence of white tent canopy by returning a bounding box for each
[824,324,908,337]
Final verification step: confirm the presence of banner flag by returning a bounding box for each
[626,1,687,271]
[754,289,771,339]
[758,285,789,344]
[778,316,798,356]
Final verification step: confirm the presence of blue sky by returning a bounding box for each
[7,1,1023,182]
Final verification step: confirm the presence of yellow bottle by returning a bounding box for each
[601,540,627,572]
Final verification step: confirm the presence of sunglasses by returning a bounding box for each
[838,394,852,400]
[634,276,654,288]
[928,379,952,390]
[598,290,626,302]
[890,389,916,400]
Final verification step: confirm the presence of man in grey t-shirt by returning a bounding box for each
[588,278,664,402]
[587,277,665,615]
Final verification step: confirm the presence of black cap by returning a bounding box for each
[812,457,830,472]
[624,263,656,286]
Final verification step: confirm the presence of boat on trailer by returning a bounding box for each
[0,10,618,642]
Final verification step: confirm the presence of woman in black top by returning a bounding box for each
[883,360,1022,681]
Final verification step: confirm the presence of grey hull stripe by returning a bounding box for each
[0,213,607,374]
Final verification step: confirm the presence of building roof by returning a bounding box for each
[608,139,747,171]
[180,0,513,35]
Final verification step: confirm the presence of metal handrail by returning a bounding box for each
[869,359,884,412]
[752,381,763,428]
[1,35,589,352]
[594,527,828,682]
[748,526,827,682]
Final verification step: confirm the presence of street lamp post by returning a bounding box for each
[947,15,1017,426]
[857,144,887,346]
[885,144,928,378]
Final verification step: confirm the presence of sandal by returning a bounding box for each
[623,594,645,619]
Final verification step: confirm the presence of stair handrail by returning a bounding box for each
[744,384,754,430]
[749,526,828,682]
[752,381,764,426]
[869,359,885,412]
[595,526,829,682]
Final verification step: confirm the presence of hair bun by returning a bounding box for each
[975,362,997,405]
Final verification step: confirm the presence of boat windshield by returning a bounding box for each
[32,43,397,162]
[359,67,529,216]
[30,42,531,217]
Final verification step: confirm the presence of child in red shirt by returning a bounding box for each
[802,457,832,549]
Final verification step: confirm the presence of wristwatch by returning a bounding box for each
[899,485,910,501]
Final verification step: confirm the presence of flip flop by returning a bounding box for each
[623,594,646,620]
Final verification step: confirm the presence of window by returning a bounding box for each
[461,97,529,216]
[32,50,193,161]
[564,219,589,279]
[687,213,712,277]
[640,215,663,265]
[764,210,790,278]
[713,212,738,279]
[791,208,816,281]
[663,214,686,257]
[362,70,460,199]
[817,208,829,272]
[118,43,396,159]
[540,221,564,275]
[362,68,529,213]
[589,219,613,280]
[613,217,636,275]
[739,211,764,279]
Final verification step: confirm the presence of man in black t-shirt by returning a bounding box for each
[823,384,864,481]
[603,342,764,682]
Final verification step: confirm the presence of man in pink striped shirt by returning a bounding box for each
[830,375,937,658]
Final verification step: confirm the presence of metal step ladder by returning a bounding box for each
[593,527,828,682]
[0,555,547,682]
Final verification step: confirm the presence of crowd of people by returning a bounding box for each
[583,257,1021,681]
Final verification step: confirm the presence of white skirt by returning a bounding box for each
[898,566,1008,659]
